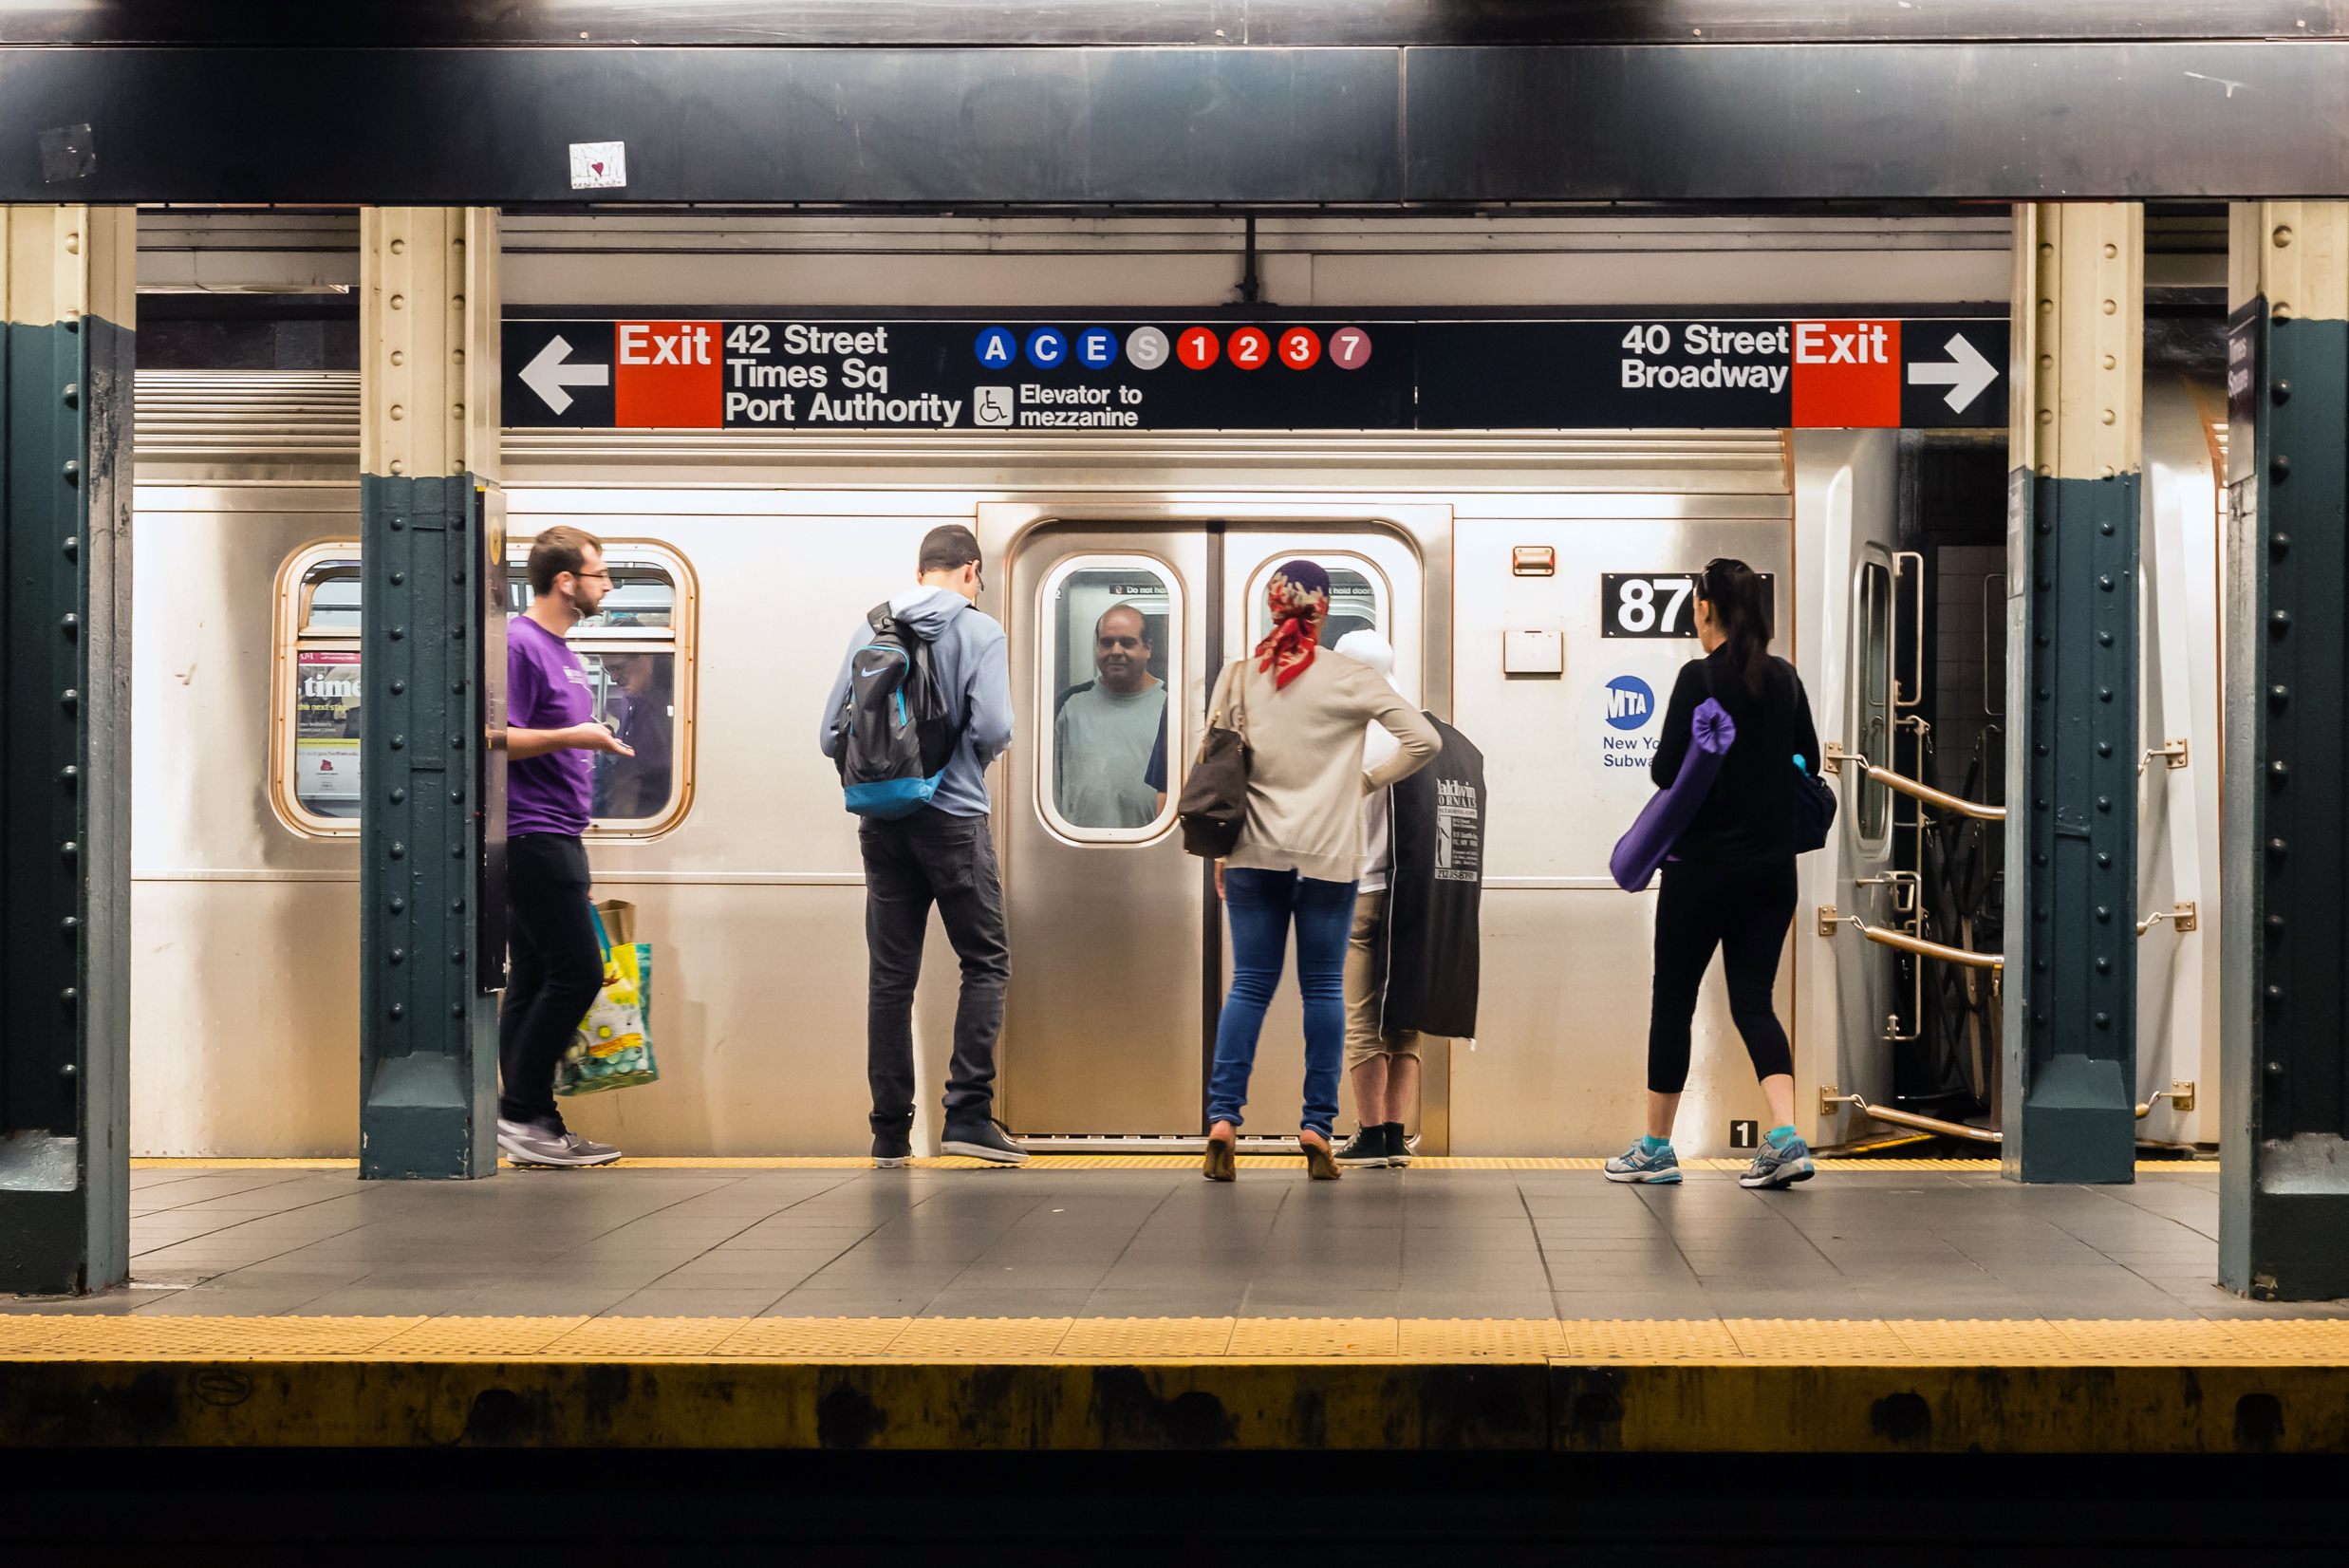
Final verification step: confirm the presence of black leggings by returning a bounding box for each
[1647,859,1798,1094]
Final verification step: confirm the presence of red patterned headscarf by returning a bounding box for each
[1254,559,1332,689]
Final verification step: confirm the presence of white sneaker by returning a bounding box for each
[497,1117,623,1167]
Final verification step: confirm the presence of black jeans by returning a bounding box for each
[1647,859,1799,1094]
[498,832,604,1129]
[860,808,1010,1136]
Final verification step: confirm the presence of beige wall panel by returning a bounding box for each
[1453,891,1788,1157]
[131,881,360,1157]
[548,883,914,1157]
[133,496,360,873]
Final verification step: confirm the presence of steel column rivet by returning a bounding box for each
[62,458,79,483]
[2096,905,2112,923]
[2097,853,2112,868]
[390,1004,404,1020]
[388,948,405,964]
[2271,455,2292,482]
[451,1002,465,1017]
[60,382,77,408]
[390,735,405,750]
[61,612,77,636]
[389,841,406,859]
[2272,380,2293,404]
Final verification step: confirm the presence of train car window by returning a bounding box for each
[1038,556,1181,843]
[506,548,696,833]
[1856,557,1893,843]
[1246,556,1385,648]
[272,540,697,838]
[281,551,365,822]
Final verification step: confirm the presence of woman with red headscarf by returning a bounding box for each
[1200,560,1439,1182]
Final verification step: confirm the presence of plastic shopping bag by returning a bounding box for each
[553,899,660,1095]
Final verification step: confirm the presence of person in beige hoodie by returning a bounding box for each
[1202,560,1439,1183]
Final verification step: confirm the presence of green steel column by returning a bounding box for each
[2001,203,2144,1185]
[0,207,135,1293]
[357,209,505,1180]
[2221,203,2349,1299]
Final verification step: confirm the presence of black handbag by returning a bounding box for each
[1177,660,1252,858]
[1792,759,1837,853]
[1701,657,1836,854]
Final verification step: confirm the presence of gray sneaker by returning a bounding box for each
[497,1117,622,1167]
[940,1118,1031,1166]
[1740,1131,1817,1189]
[1603,1140,1683,1184]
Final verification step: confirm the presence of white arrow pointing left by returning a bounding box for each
[519,334,610,415]
[1906,332,1999,413]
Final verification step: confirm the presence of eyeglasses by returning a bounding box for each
[571,569,614,583]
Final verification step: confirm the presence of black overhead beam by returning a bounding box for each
[4,44,2348,205]
[4,1,2346,47]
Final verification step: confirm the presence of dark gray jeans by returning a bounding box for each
[859,808,1009,1136]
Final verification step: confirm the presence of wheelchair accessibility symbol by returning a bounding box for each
[973,386,1015,428]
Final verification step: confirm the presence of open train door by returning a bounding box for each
[1791,430,1911,1148]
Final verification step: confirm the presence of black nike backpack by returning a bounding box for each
[830,602,960,818]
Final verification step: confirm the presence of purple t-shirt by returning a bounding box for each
[507,615,594,836]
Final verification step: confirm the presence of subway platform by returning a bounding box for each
[7,1154,2347,1454]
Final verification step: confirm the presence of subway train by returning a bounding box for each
[125,225,2225,1161]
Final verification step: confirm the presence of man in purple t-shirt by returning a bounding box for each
[497,527,636,1167]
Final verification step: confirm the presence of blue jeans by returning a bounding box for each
[1207,868,1358,1138]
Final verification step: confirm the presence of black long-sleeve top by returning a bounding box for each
[1649,645,1823,865]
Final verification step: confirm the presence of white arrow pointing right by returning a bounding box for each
[1906,332,1999,413]
[518,334,610,416]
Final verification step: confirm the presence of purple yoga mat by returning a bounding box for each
[1608,698,1736,892]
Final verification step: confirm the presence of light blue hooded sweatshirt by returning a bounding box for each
[818,585,1014,819]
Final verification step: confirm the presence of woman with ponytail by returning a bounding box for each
[1605,557,1825,1191]
[1199,560,1440,1183]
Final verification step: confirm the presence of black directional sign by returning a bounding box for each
[502,312,2008,433]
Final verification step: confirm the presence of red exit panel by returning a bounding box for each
[1790,319,1900,428]
[614,321,721,427]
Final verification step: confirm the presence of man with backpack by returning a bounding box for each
[818,524,1027,1167]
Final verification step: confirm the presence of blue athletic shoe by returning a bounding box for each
[1740,1130,1817,1189]
[1604,1140,1683,1185]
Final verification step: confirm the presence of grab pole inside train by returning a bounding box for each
[353,209,505,1180]
[2223,202,2349,1299]
[2003,203,2145,1185]
[0,206,136,1293]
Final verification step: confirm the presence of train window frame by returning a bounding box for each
[1034,552,1184,846]
[1855,554,1894,847]
[1240,551,1390,653]
[268,536,699,841]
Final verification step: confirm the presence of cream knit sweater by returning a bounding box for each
[1208,649,1441,883]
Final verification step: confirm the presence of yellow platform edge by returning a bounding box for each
[127,1155,2212,1172]
[0,1317,2338,1453]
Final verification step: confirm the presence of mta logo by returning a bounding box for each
[1605,675,1654,731]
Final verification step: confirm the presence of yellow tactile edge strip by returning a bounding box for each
[2,1315,2336,1364]
[128,1155,2211,1173]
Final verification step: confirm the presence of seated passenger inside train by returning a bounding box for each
[589,651,674,818]
[1053,603,1168,829]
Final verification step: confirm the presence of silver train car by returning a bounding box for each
[124,224,2227,1161]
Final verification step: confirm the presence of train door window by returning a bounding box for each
[507,544,697,834]
[1244,554,1386,647]
[1038,556,1181,842]
[1856,557,1893,843]
[271,539,697,838]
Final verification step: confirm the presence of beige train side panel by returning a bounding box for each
[1448,506,1794,1158]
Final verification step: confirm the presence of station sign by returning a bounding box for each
[502,313,2006,434]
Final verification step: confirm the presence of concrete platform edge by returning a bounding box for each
[2,1358,2340,1453]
